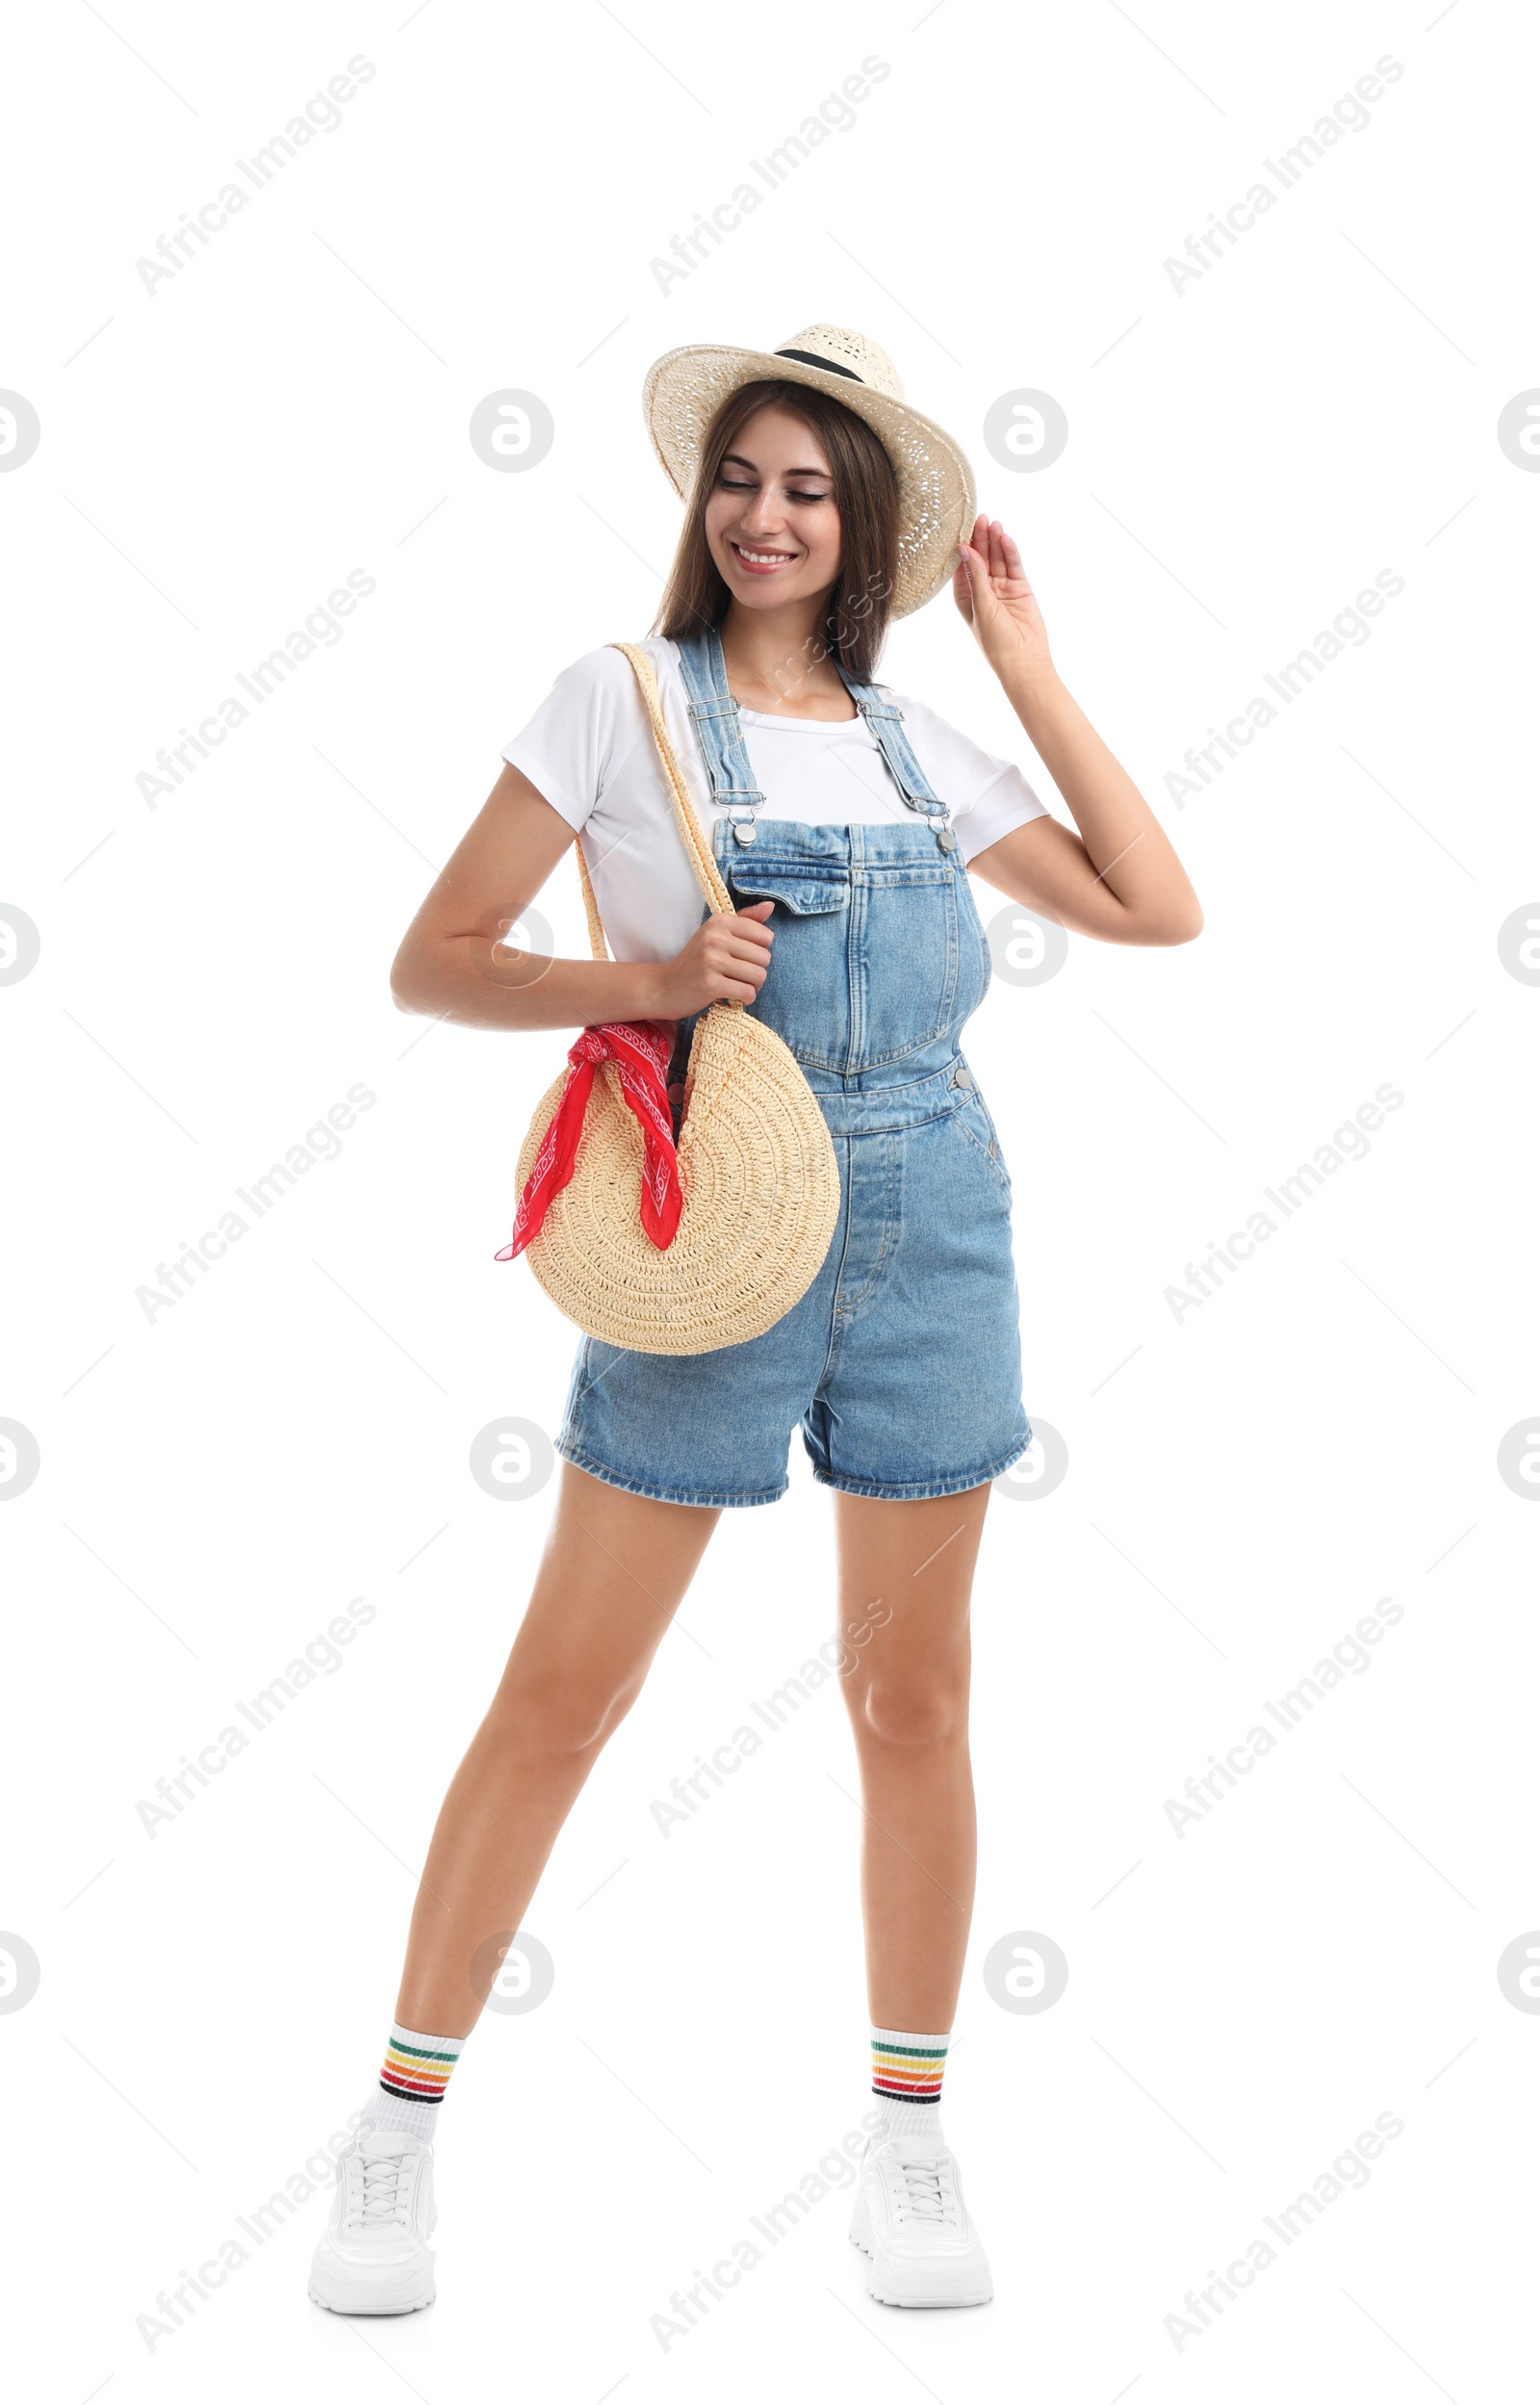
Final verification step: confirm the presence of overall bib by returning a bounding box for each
[554,629,1033,1506]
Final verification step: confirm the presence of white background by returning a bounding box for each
[3,0,1537,2398]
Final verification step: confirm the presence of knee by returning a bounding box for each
[490,1676,630,1758]
[856,1677,968,1750]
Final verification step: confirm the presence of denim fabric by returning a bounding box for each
[554,812,1033,1508]
[674,622,961,850]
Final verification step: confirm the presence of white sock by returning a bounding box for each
[871,2024,950,2144]
[361,2021,465,2141]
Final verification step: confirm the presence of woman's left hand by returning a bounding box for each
[952,514,1053,686]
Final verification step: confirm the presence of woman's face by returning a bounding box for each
[702,404,842,612]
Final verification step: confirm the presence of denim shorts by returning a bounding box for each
[553,814,1033,1509]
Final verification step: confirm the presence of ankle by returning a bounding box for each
[870,2024,950,2147]
[873,2091,945,2146]
[364,2022,465,2141]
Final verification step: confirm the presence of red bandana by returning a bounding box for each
[497,1019,683,1261]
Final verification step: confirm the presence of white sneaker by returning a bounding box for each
[849,2134,992,2307]
[308,2127,437,2314]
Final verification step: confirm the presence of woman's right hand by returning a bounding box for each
[649,900,775,1016]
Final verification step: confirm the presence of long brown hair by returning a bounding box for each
[652,378,900,685]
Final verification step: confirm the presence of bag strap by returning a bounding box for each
[567,643,736,969]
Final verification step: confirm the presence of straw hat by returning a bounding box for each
[642,323,976,618]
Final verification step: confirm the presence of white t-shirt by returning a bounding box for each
[501,634,1048,964]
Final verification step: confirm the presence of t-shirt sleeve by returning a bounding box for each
[500,645,648,834]
[958,760,1050,863]
[890,691,1051,865]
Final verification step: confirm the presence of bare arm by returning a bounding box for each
[389,762,776,1030]
[955,516,1203,947]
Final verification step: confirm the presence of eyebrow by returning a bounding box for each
[720,451,833,479]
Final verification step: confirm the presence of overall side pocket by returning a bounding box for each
[953,1087,1014,1199]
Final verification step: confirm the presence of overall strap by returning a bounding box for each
[835,667,957,854]
[676,623,957,855]
[675,626,766,845]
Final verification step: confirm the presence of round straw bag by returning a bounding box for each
[509,643,840,1356]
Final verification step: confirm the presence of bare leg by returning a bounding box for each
[394,1462,720,2037]
[833,1484,992,2032]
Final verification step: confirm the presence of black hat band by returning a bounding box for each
[774,348,864,384]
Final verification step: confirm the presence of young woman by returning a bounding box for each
[308,324,1201,2317]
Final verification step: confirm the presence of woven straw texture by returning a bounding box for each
[514,643,840,1356]
[643,323,976,618]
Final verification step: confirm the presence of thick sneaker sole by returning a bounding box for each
[309,2286,436,2316]
[308,2252,436,2315]
[848,2194,992,2309]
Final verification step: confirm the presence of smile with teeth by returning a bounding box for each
[730,541,798,573]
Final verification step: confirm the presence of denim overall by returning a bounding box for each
[554,627,1032,1507]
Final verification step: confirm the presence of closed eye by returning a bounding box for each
[718,476,832,505]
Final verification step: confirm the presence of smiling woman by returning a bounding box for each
[310,319,1202,2327]
[656,377,898,689]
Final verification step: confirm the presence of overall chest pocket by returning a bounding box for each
[853,863,964,1069]
[726,864,852,1070]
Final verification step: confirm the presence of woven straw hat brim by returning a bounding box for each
[643,344,976,619]
[516,1005,840,1357]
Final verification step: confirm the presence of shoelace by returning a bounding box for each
[346,2150,412,2228]
[894,2157,954,2227]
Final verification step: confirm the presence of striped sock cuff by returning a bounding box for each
[871,2025,950,2103]
[380,2022,463,2108]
